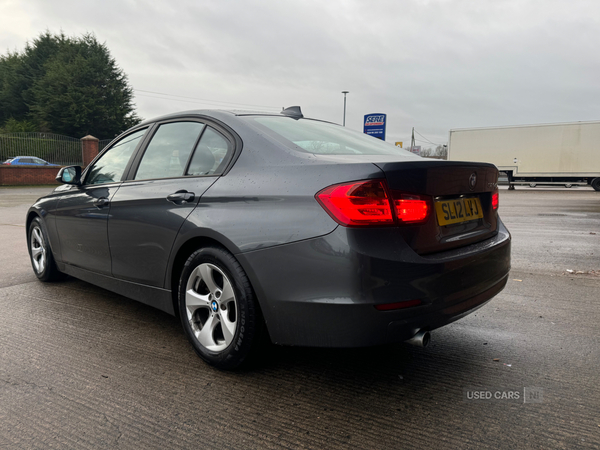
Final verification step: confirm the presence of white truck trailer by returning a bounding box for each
[448,121,600,191]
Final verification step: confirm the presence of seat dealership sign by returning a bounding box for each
[363,114,386,140]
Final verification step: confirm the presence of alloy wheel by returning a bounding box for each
[185,263,238,352]
[30,225,46,274]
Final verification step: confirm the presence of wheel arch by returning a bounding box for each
[26,209,59,257]
[167,234,267,324]
[25,209,41,232]
[25,209,49,254]
[25,208,63,281]
[169,236,224,317]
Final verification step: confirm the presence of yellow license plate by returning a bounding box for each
[435,197,483,226]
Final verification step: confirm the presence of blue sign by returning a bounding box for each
[363,113,386,141]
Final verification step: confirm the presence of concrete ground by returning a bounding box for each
[0,185,599,449]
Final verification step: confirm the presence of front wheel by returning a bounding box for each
[178,246,264,369]
[564,184,572,188]
[591,178,600,192]
[27,217,62,281]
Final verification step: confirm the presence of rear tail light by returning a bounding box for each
[492,189,499,211]
[393,194,429,223]
[316,180,430,227]
[316,180,394,226]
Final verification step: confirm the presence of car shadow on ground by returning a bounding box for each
[50,275,492,392]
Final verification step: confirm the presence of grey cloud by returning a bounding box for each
[3,0,600,145]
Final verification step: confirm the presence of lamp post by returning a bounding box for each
[342,91,349,126]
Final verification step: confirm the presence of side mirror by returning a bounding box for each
[56,166,82,185]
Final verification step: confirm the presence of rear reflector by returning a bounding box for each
[492,190,499,211]
[375,299,422,311]
[316,180,394,226]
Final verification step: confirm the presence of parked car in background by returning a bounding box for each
[3,156,59,166]
[26,107,511,370]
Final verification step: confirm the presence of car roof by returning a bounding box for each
[137,109,278,126]
[137,107,313,128]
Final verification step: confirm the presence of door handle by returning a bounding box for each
[167,191,195,204]
[94,197,109,208]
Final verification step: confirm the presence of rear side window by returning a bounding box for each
[135,122,205,180]
[186,127,230,176]
[86,128,147,185]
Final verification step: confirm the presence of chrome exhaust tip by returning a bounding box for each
[406,330,431,348]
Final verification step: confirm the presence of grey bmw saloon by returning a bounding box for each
[27,107,511,369]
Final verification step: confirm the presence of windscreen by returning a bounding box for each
[249,116,421,157]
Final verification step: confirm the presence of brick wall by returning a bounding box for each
[0,166,63,186]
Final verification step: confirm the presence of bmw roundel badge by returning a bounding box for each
[469,172,477,190]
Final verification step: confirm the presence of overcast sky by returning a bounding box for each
[1,0,599,146]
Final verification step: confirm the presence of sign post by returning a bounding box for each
[363,114,386,141]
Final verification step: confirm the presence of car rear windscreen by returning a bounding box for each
[248,117,420,157]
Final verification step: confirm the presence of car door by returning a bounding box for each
[53,128,148,274]
[107,120,234,287]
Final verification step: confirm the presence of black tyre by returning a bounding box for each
[178,246,264,369]
[27,217,62,281]
[591,178,600,192]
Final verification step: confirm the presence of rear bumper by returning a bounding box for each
[237,219,511,347]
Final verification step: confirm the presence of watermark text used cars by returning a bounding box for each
[463,387,544,403]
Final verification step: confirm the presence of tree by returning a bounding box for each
[0,52,29,124]
[0,117,37,133]
[419,147,433,157]
[0,31,141,138]
[420,145,448,159]
[434,145,448,160]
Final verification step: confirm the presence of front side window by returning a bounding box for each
[86,128,147,185]
[135,122,205,180]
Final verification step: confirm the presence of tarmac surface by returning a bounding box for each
[1,185,599,449]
